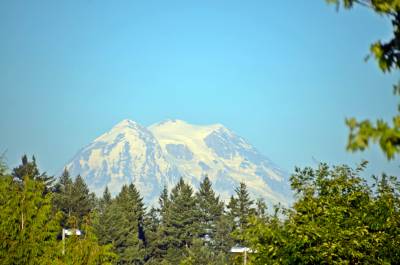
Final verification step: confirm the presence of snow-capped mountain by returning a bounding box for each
[65,119,291,206]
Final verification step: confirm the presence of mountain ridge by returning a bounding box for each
[65,119,291,206]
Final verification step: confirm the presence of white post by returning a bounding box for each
[62,228,65,255]
[244,249,247,265]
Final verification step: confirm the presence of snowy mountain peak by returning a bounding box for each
[149,120,226,140]
[112,119,144,131]
[157,118,188,125]
[65,119,291,206]
[94,119,151,143]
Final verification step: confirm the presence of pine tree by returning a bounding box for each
[255,197,268,221]
[60,214,116,265]
[100,186,112,209]
[0,174,61,264]
[12,154,54,192]
[100,184,147,264]
[54,173,94,226]
[163,178,200,264]
[158,185,170,221]
[145,186,172,264]
[227,182,255,245]
[179,238,215,265]
[53,168,74,226]
[214,213,235,254]
[226,195,238,228]
[234,182,255,231]
[143,207,160,264]
[71,175,95,224]
[196,176,224,251]
[94,186,114,247]
[128,183,146,246]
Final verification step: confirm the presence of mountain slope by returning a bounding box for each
[65,119,291,206]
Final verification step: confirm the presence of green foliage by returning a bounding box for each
[143,207,160,263]
[12,154,55,191]
[71,175,96,222]
[147,178,229,264]
[213,214,235,254]
[95,184,147,265]
[196,176,224,252]
[59,215,116,265]
[4,154,400,264]
[255,197,268,221]
[53,168,74,225]
[179,238,228,265]
[0,157,232,264]
[228,182,255,244]
[242,163,400,264]
[0,174,61,264]
[325,0,400,159]
[53,170,95,225]
[346,105,400,160]
[163,178,200,263]
[145,186,171,264]
[0,158,116,265]
[0,154,7,176]
[101,186,112,207]
[327,0,399,72]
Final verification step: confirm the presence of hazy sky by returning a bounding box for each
[0,1,398,178]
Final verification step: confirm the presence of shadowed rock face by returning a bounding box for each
[204,127,268,165]
[166,144,193,160]
[65,119,292,206]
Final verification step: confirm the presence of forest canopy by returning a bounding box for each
[0,156,399,264]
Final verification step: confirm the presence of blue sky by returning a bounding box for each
[0,0,398,178]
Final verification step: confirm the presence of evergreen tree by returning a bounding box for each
[195,176,224,251]
[71,175,95,224]
[60,214,116,265]
[145,186,172,264]
[143,207,160,264]
[54,173,94,226]
[0,174,61,264]
[227,195,238,221]
[234,182,255,231]
[12,154,54,191]
[1,159,116,264]
[227,182,255,245]
[100,186,112,209]
[99,184,147,264]
[172,179,200,262]
[255,197,268,221]
[213,213,235,254]
[160,178,201,264]
[94,186,114,247]
[179,238,216,265]
[53,168,74,226]
[158,185,170,220]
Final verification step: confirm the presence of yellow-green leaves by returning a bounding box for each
[370,42,390,72]
[242,163,400,264]
[346,116,400,160]
[325,0,400,160]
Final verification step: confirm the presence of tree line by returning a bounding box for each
[243,162,400,264]
[1,155,399,264]
[0,155,268,265]
[0,156,400,265]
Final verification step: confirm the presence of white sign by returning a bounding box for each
[230,246,251,253]
[63,228,82,236]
